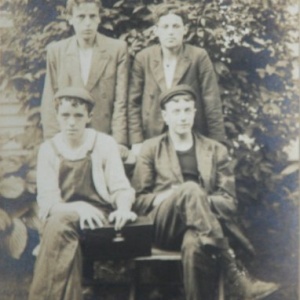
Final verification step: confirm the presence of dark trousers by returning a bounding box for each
[29,212,83,300]
[149,182,225,300]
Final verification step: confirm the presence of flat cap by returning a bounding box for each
[159,84,197,108]
[54,87,95,106]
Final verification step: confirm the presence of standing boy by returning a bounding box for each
[131,85,279,300]
[129,4,225,156]
[41,0,129,157]
[29,87,136,300]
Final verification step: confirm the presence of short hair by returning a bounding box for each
[55,96,94,114]
[153,3,187,25]
[161,94,195,110]
[66,0,102,15]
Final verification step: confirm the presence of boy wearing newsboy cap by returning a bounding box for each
[29,87,136,300]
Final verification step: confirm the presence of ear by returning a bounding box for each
[153,25,159,37]
[183,25,188,35]
[88,111,93,123]
[161,109,168,124]
[67,15,73,27]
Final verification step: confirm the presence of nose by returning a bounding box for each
[84,16,92,27]
[167,27,175,35]
[178,111,187,121]
[68,117,76,126]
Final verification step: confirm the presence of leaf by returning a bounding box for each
[132,5,145,14]
[0,208,12,234]
[281,162,299,176]
[0,176,25,199]
[3,218,28,259]
[113,0,124,8]
[214,61,230,77]
[0,158,23,178]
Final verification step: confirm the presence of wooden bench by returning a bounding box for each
[128,248,224,300]
[84,247,224,300]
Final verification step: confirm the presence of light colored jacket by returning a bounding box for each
[41,33,129,145]
[37,129,135,220]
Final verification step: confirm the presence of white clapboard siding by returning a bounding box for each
[0,101,27,156]
[0,114,27,128]
[0,102,23,115]
[0,13,26,156]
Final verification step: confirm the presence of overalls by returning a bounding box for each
[29,135,112,300]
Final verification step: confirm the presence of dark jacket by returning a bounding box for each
[131,132,255,254]
[128,44,226,144]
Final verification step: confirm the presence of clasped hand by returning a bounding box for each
[75,202,137,231]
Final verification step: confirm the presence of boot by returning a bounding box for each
[220,249,279,300]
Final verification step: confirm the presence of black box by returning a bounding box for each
[80,216,153,259]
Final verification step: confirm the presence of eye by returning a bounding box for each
[75,113,84,118]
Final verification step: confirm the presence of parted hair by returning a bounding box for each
[153,3,187,25]
[66,0,102,15]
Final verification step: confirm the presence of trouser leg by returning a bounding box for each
[29,211,82,300]
[150,181,227,250]
[181,230,219,300]
[149,182,225,300]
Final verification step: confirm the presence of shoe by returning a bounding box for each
[234,272,279,300]
[221,250,280,299]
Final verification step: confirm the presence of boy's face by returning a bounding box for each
[162,96,196,137]
[68,3,100,43]
[56,99,92,142]
[154,13,187,50]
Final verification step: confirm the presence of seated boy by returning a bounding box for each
[29,87,136,300]
[131,84,279,300]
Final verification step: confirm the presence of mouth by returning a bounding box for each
[83,30,93,35]
[67,129,77,134]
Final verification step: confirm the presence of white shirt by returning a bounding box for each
[36,129,135,221]
[163,59,177,89]
[79,48,93,86]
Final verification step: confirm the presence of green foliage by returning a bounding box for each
[0,0,298,218]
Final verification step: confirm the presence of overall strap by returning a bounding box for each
[87,132,98,156]
[50,140,63,159]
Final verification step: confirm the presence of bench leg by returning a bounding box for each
[129,261,138,300]
[218,270,225,300]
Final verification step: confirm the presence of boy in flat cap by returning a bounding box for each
[128,3,225,157]
[41,0,129,159]
[29,87,136,300]
[131,84,279,300]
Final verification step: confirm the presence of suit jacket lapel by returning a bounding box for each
[66,37,84,87]
[150,45,167,92]
[172,45,191,87]
[86,34,110,91]
[194,134,213,192]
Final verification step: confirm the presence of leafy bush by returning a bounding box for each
[0,0,298,258]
